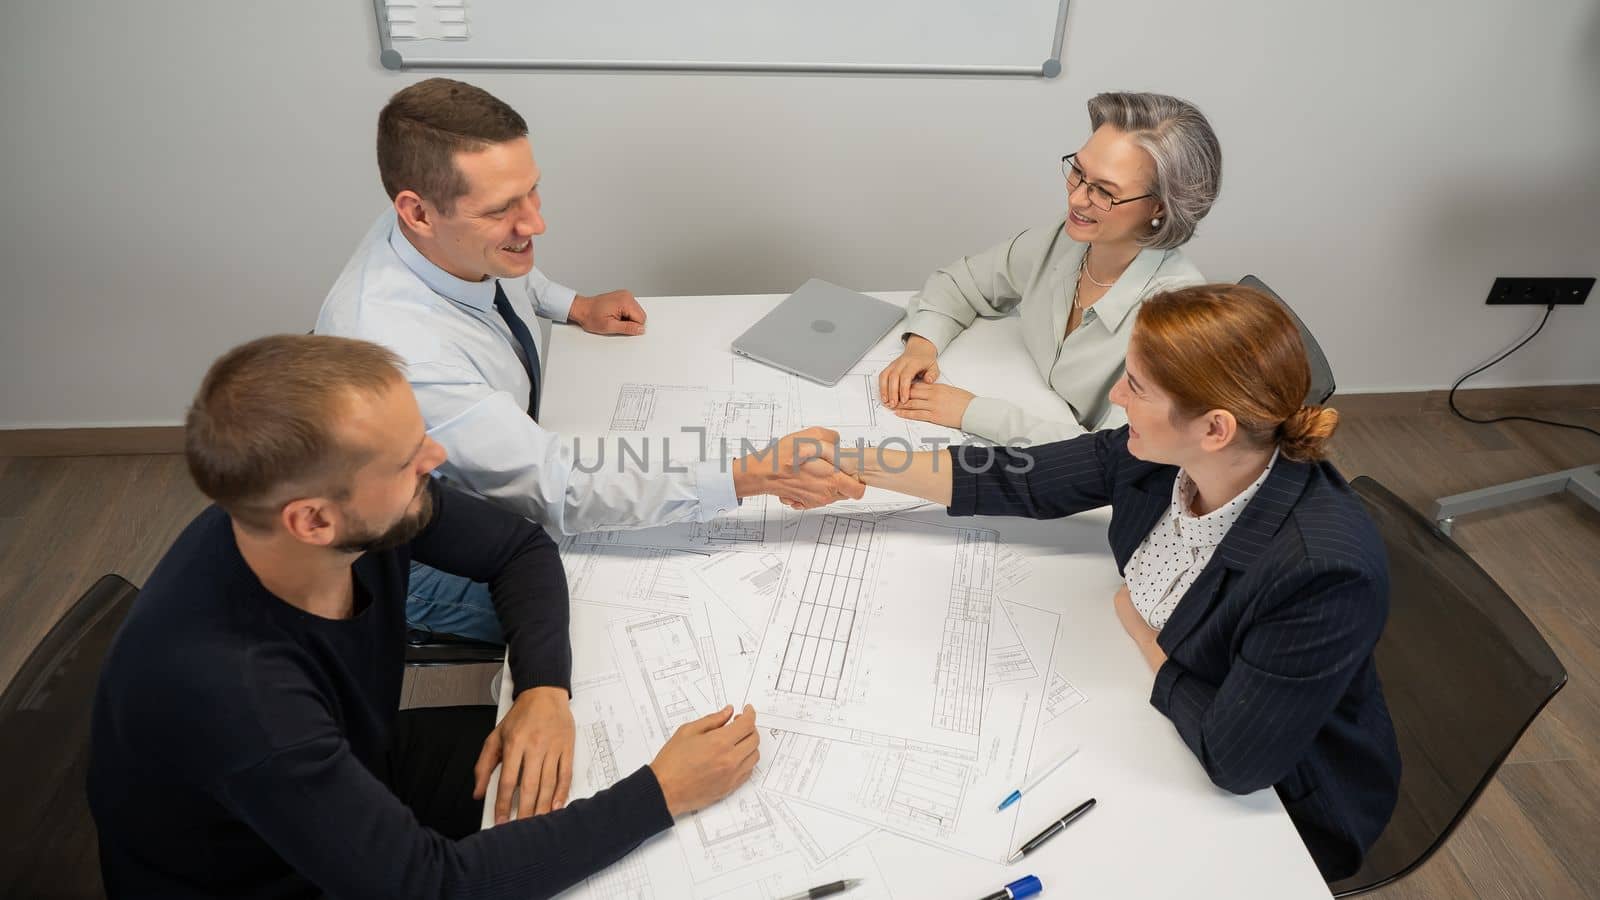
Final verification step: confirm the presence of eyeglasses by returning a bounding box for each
[1061,154,1154,212]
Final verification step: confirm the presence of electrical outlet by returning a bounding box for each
[1485,276,1593,306]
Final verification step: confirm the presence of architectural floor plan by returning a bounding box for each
[745,513,1005,754]
[490,594,897,899]
[758,599,1061,862]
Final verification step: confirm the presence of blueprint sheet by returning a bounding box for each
[729,355,964,452]
[570,366,962,555]
[754,598,1060,862]
[744,513,1005,752]
[491,506,1085,885]
[483,372,1079,880]
[719,510,1060,862]
[491,597,896,899]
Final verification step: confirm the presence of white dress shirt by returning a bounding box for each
[315,210,739,536]
[1124,451,1280,630]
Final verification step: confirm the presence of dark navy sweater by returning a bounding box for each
[89,480,672,899]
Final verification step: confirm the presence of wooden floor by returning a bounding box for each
[3,404,1597,898]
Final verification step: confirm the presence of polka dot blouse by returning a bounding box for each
[1125,451,1280,630]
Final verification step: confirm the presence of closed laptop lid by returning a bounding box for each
[732,279,906,386]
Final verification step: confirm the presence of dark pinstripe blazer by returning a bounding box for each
[949,427,1400,880]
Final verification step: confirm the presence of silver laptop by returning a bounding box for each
[732,279,906,386]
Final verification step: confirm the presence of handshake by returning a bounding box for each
[730,426,867,511]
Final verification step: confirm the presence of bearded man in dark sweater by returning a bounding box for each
[88,335,759,899]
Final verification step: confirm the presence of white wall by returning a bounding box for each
[2,0,1597,428]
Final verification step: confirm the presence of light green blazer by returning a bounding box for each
[902,215,1204,444]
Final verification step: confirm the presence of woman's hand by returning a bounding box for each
[893,382,975,429]
[1114,585,1167,674]
[879,336,941,408]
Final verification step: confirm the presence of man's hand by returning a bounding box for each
[732,426,866,508]
[570,290,647,336]
[892,381,974,429]
[473,686,576,823]
[1113,585,1167,674]
[649,705,760,818]
[878,335,940,408]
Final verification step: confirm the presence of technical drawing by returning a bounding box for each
[775,517,873,700]
[608,383,785,442]
[879,751,969,834]
[1044,670,1089,722]
[702,495,770,544]
[624,612,725,734]
[765,795,877,867]
[603,383,791,545]
[732,355,963,450]
[750,513,1000,753]
[758,599,1061,863]
[987,644,1037,684]
[610,383,656,431]
[693,791,775,847]
[932,528,997,733]
[578,494,796,552]
[763,731,970,840]
[563,539,697,614]
[586,721,619,787]
[986,601,1039,686]
[494,588,886,899]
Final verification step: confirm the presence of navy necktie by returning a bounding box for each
[492,281,541,420]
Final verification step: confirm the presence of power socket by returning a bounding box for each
[1485,276,1593,306]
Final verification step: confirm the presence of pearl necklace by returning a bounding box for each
[1082,245,1117,289]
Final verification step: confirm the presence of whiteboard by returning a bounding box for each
[374,0,1070,77]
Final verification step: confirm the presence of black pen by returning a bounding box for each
[776,878,862,900]
[1005,797,1097,864]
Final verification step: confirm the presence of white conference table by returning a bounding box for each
[487,292,1331,899]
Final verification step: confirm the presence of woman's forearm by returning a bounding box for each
[839,446,954,507]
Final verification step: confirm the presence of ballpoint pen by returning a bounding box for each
[776,878,863,900]
[1006,797,1097,864]
[976,874,1043,900]
[995,746,1081,811]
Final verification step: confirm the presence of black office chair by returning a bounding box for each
[1238,275,1336,406]
[0,573,499,900]
[404,627,506,667]
[1329,477,1567,896]
[0,574,139,900]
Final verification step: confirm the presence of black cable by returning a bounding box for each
[1447,304,1600,439]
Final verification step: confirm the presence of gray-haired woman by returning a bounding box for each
[880,91,1223,443]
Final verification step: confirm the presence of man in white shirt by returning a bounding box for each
[318,78,862,642]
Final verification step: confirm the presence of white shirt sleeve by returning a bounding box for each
[412,363,738,536]
[525,266,577,324]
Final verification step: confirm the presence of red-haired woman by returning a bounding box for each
[844,283,1398,881]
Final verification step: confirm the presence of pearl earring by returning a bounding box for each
[1151,217,1161,228]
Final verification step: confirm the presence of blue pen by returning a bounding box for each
[976,875,1042,900]
[996,746,1080,811]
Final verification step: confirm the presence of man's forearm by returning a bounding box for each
[491,529,572,695]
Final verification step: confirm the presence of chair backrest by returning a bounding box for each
[0,574,139,900]
[1238,274,1336,406]
[1330,478,1567,896]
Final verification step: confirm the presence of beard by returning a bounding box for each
[333,480,434,555]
